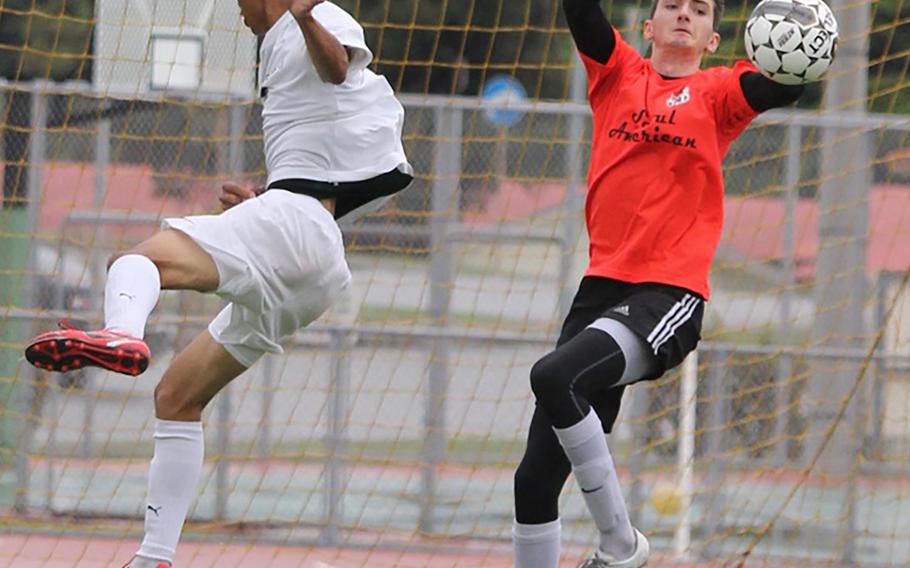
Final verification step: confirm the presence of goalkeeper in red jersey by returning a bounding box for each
[512,1,803,567]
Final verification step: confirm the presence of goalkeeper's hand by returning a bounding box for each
[219,182,263,211]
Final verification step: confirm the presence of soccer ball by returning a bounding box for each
[744,0,839,85]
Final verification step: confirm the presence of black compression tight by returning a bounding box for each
[515,329,626,524]
[514,406,573,524]
[529,329,626,429]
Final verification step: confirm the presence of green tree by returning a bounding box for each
[0,0,94,82]
[1,0,94,204]
[337,0,571,99]
[711,0,910,111]
[335,0,909,111]
[867,0,910,113]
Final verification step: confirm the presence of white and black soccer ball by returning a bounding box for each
[744,0,839,85]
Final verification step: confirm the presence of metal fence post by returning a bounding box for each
[674,352,697,559]
[323,328,352,545]
[775,123,800,468]
[214,384,231,521]
[79,114,111,460]
[627,382,648,528]
[33,86,50,513]
[258,355,273,459]
[419,105,461,534]
[228,102,245,178]
[213,103,246,523]
[559,53,587,321]
[13,371,30,513]
[14,85,47,513]
[701,348,726,560]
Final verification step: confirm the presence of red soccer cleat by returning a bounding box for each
[25,321,150,376]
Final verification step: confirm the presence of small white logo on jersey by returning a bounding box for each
[612,305,631,317]
[666,87,691,108]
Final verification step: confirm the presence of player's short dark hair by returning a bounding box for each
[649,0,725,32]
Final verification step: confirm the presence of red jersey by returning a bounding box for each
[581,32,759,299]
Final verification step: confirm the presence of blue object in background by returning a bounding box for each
[481,75,528,129]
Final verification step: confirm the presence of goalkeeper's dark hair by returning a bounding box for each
[649,0,725,32]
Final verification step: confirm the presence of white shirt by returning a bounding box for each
[258,4,411,185]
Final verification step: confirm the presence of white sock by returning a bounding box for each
[104,254,161,339]
[136,419,204,564]
[553,410,636,560]
[513,519,561,568]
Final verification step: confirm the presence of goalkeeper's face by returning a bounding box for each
[644,0,721,56]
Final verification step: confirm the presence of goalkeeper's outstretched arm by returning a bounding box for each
[739,72,805,112]
[563,0,616,64]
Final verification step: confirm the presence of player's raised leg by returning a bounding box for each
[523,322,650,568]
[24,229,219,376]
[127,329,247,568]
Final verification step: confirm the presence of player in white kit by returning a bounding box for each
[24,1,412,566]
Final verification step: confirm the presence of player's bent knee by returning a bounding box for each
[529,353,564,402]
[154,380,205,421]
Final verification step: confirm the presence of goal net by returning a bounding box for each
[1,0,908,566]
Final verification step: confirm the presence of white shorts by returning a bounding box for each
[163,190,351,366]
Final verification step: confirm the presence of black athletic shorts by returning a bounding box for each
[557,276,705,432]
